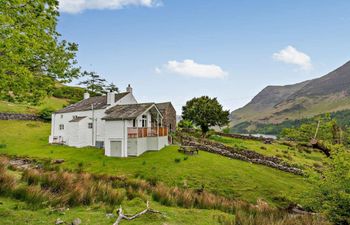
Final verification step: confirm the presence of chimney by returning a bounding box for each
[126,84,133,93]
[84,92,90,100]
[107,91,115,105]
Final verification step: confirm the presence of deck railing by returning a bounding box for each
[128,127,168,138]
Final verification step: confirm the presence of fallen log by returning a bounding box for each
[113,201,162,225]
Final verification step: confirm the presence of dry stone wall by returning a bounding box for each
[178,133,303,175]
[0,113,41,121]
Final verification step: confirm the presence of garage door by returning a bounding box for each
[110,141,122,157]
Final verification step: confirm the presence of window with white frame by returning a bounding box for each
[59,124,64,130]
[88,123,93,129]
[133,119,136,127]
[60,114,63,119]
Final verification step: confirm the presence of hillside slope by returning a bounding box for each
[231,61,350,128]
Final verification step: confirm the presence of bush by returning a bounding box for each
[0,144,6,148]
[52,86,84,103]
[39,108,55,121]
[302,146,350,224]
[174,158,181,163]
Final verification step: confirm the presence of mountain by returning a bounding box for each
[231,61,350,130]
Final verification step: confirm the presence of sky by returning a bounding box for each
[57,0,350,113]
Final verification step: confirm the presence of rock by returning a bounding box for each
[55,218,64,225]
[72,218,81,225]
[106,213,115,218]
[52,159,65,164]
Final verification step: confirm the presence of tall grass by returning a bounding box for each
[0,156,330,225]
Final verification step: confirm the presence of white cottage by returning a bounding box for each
[49,85,170,157]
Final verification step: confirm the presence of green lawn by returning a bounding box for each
[209,135,325,169]
[0,197,233,225]
[0,97,69,114]
[0,120,309,206]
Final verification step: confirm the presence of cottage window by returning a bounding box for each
[60,115,63,119]
[73,115,78,119]
[59,124,64,130]
[88,123,93,129]
[133,119,136,127]
[141,115,147,127]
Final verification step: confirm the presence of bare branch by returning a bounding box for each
[113,201,161,225]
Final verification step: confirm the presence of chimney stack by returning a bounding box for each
[107,91,115,105]
[84,92,90,100]
[126,84,133,93]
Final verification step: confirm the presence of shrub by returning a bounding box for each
[39,108,55,121]
[302,146,350,224]
[183,156,188,161]
[174,158,181,163]
[0,144,6,148]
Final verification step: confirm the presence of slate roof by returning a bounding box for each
[69,116,87,122]
[156,102,172,112]
[56,92,129,113]
[102,103,157,120]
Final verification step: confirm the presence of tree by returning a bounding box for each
[78,71,106,95]
[105,82,119,93]
[0,0,80,104]
[302,146,350,224]
[182,96,229,135]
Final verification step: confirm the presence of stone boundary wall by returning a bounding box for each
[0,112,41,121]
[178,133,303,175]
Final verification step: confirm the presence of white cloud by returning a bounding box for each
[273,46,312,70]
[59,0,161,13]
[156,59,228,79]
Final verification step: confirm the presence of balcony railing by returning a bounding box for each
[128,127,168,138]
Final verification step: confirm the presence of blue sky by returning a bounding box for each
[58,0,350,113]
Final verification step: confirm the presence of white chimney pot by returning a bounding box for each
[84,92,90,99]
[107,91,115,105]
[126,84,133,93]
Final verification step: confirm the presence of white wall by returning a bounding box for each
[49,109,106,147]
[116,93,137,105]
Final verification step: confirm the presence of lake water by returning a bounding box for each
[240,133,277,140]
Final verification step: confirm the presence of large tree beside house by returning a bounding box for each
[182,96,229,135]
[0,0,80,104]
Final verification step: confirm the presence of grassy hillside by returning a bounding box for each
[0,120,309,205]
[0,97,69,114]
[209,135,325,169]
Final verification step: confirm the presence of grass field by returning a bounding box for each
[0,196,233,225]
[0,120,309,205]
[209,135,325,169]
[0,97,69,114]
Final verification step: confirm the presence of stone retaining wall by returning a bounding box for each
[178,133,303,175]
[0,112,41,121]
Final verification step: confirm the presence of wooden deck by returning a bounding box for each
[128,127,168,138]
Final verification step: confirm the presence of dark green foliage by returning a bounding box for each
[233,109,350,137]
[38,108,55,121]
[178,119,194,129]
[182,96,229,135]
[105,82,119,93]
[52,86,84,103]
[0,144,6,149]
[174,158,181,163]
[78,71,106,95]
[0,0,80,104]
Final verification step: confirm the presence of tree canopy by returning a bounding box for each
[78,71,107,95]
[182,96,229,135]
[0,0,80,104]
